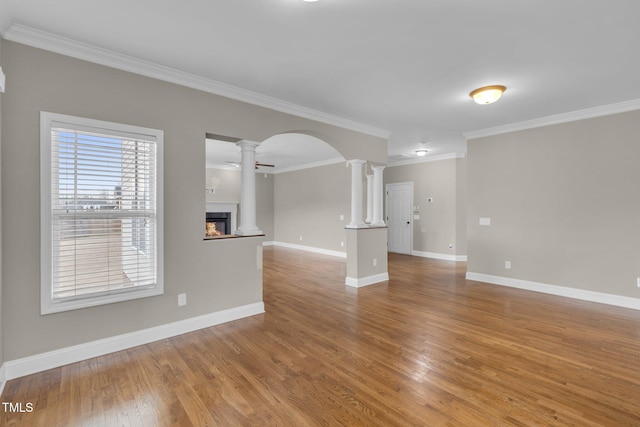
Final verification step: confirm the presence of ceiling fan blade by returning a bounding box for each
[225,160,275,169]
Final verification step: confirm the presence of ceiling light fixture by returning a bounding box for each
[415,142,429,157]
[469,85,506,105]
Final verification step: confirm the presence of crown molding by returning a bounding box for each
[387,152,464,167]
[206,157,345,174]
[3,24,391,139]
[463,98,640,140]
[271,157,345,174]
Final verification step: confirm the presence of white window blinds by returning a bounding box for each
[41,112,164,313]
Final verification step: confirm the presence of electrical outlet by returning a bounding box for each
[637,277,640,288]
[505,261,511,269]
[299,235,303,241]
[373,258,377,267]
[339,214,345,221]
[448,243,453,249]
[340,241,344,247]
[178,293,187,306]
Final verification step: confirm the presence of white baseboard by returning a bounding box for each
[412,250,467,262]
[2,302,265,382]
[345,272,389,288]
[466,272,640,311]
[0,363,6,397]
[266,242,468,262]
[266,241,347,258]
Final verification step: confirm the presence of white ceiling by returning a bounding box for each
[2,0,640,163]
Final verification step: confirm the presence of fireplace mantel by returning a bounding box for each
[206,202,238,234]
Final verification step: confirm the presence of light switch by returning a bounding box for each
[479,217,491,226]
[178,293,187,306]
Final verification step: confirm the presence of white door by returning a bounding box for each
[386,182,413,254]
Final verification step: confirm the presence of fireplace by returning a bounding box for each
[206,212,231,236]
[204,202,238,238]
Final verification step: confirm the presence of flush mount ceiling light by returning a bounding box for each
[469,85,506,105]
[415,142,429,157]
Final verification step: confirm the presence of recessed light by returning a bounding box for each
[469,85,506,105]
[415,149,428,157]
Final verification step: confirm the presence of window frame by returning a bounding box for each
[40,111,164,314]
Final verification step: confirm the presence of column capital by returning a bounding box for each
[236,140,261,150]
[371,165,386,172]
[346,159,367,167]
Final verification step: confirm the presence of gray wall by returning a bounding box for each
[256,172,275,240]
[274,162,350,252]
[346,227,388,279]
[0,38,4,367]
[272,158,468,259]
[467,110,640,298]
[1,40,384,360]
[455,158,468,255]
[205,167,241,203]
[384,158,467,257]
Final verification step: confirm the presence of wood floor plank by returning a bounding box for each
[2,247,640,426]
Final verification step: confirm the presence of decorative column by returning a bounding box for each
[371,165,386,227]
[235,140,263,236]
[365,173,373,224]
[346,159,367,229]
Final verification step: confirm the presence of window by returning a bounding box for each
[41,112,163,314]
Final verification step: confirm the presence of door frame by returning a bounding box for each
[385,182,413,255]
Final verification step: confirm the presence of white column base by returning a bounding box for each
[235,228,264,236]
[345,273,389,288]
[345,223,368,229]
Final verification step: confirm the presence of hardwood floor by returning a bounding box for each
[3,246,640,426]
